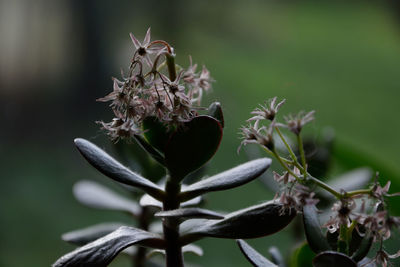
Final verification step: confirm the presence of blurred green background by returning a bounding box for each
[1,0,400,266]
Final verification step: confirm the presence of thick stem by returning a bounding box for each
[163,177,184,267]
[165,53,177,82]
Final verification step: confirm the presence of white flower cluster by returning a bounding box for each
[98,28,213,141]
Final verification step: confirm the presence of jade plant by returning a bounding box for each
[53,29,400,267]
[236,98,400,266]
[53,29,295,267]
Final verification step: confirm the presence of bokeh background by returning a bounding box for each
[1,0,400,266]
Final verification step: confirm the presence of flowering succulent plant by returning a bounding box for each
[53,29,295,267]
[53,29,400,267]
[237,98,400,267]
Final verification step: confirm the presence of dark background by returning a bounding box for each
[1,0,400,266]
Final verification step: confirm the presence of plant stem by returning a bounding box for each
[165,53,177,82]
[163,177,184,267]
[275,127,298,163]
[297,134,307,177]
[345,189,372,198]
[272,148,301,181]
[307,176,342,199]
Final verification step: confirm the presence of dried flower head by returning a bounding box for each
[371,249,400,267]
[238,120,274,153]
[284,110,315,135]
[97,28,214,142]
[324,198,356,233]
[248,97,285,121]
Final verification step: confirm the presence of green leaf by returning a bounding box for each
[326,230,338,251]
[180,201,296,244]
[302,204,331,253]
[313,251,357,267]
[74,138,165,201]
[53,226,165,267]
[62,223,124,246]
[289,242,315,267]
[73,180,140,216]
[133,134,165,167]
[348,224,366,257]
[207,102,224,128]
[351,231,373,262]
[155,208,224,222]
[237,239,277,267]
[165,116,223,180]
[179,158,272,202]
[142,117,171,153]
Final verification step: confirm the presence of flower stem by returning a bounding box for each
[272,148,301,182]
[297,134,307,177]
[307,176,342,199]
[344,189,372,198]
[165,53,177,82]
[163,177,184,267]
[275,127,298,163]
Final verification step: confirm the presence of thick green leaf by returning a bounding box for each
[62,223,124,246]
[180,201,296,244]
[142,116,171,153]
[351,232,373,262]
[303,204,331,253]
[155,208,224,222]
[290,242,315,267]
[165,116,223,180]
[53,226,165,267]
[313,251,357,267]
[132,134,165,167]
[74,138,165,201]
[179,158,272,202]
[326,230,338,251]
[237,239,277,267]
[73,180,140,216]
[348,224,366,256]
[207,102,224,128]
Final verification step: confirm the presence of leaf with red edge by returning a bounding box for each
[165,116,222,181]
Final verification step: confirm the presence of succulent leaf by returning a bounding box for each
[351,231,373,262]
[313,251,357,267]
[237,239,277,267]
[179,158,271,202]
[133,134,165,166]
[62,223,124,246]
[180,201,295,244]
[74,138,165,201]
[53,226,165,267]
[155,208,224,222]
[73,180,140,216]
[165,116,223,181]
[302,204,331,253]
[207,102,224,128]
[142,117,172,153]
